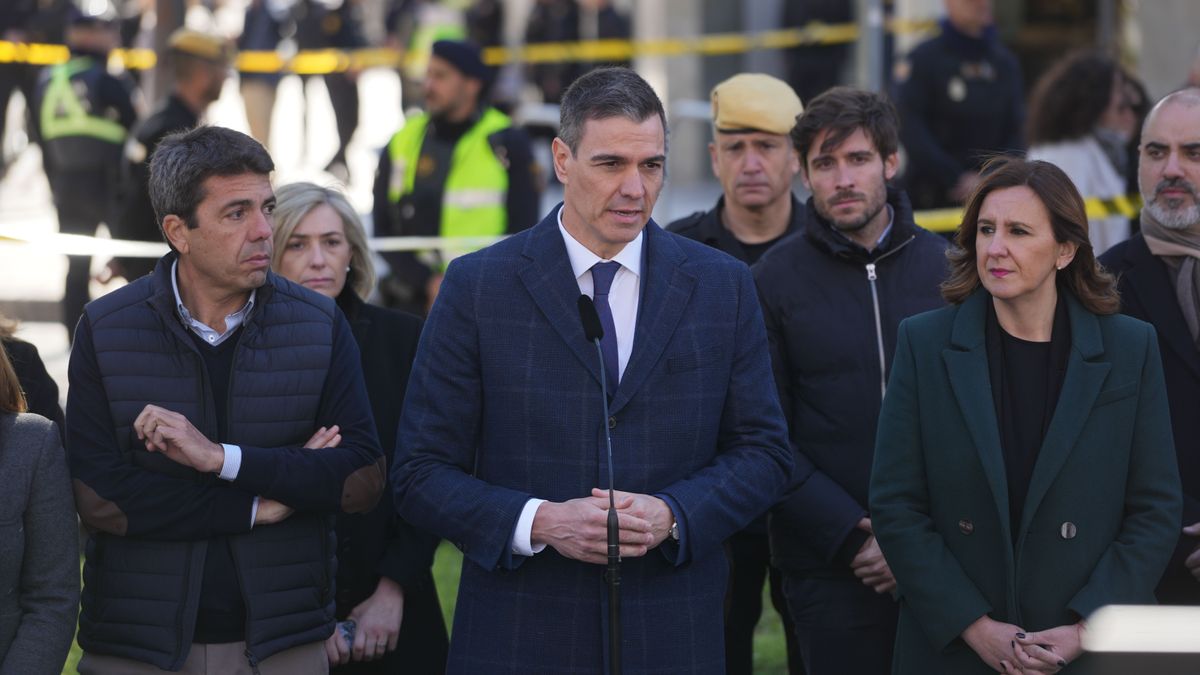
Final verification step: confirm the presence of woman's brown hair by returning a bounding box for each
[941,156,1120,315]
[0,343,28,414]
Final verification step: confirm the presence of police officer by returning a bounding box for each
[894,0,1024,210]
[109,28,232,283]
[668,73,806,266]
[666,73,805,675]
[372,39,540,315]
[35,1,137,337]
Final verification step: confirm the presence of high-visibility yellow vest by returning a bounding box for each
[387,107,510,240]
[39,57,127,144]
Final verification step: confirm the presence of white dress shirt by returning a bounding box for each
[510,208,645,557]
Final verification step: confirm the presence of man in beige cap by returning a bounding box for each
[668,73,805,268]
[109,28,234,282]
[667,72,804,675]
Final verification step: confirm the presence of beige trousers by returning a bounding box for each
[78,640,327,675]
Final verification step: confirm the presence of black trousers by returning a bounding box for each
[782,574,899,675]
[320,72,359,165]
[724,530,803,675]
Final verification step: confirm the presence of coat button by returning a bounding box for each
[958,519,974,535]
[608,416,617,430]
[1060,522,1077,540]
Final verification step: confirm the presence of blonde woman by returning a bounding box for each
[271,182,447,672]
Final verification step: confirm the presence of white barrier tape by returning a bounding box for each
[0,226,507,258]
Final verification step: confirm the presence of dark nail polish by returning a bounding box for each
[1015,632,1026,639]
[1010,640,1014,648]
[1058,660,1067,667]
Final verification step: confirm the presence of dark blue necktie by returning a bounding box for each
[591,261,621,393]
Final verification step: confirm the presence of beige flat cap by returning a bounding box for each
[711,73,804,136]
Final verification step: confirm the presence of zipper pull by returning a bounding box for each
[866,262,877,281]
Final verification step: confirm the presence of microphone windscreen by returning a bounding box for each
[577,294,604,342]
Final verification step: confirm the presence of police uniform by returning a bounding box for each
[370,41,539,315]
[35,43,136,335]
[895,19,1025,210]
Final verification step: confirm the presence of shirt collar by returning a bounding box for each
[171,259,257,346]
[833,203,895,251]
[557,204,644,280]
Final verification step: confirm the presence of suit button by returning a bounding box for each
[608,416,617,429]
[1060,522,1078,540]
[958,519,974,535]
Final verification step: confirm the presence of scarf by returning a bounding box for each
[1141,210,1200,343]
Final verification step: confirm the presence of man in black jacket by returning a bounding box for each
[67,126,384,674]
[667,72,805,675]
[109,27,232,283]
[756,87,948,675]
[1100,88,1200,605]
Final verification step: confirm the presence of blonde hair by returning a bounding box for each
[271,182,376,300]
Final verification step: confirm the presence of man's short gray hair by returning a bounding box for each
[557,67,667,155]
[149,125,274,237]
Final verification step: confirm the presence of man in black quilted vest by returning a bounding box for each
[65,125,385,674]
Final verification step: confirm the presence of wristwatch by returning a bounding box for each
[668,520,680,542]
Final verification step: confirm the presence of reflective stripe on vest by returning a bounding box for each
[386,107,511,240]
[39,57,127,144]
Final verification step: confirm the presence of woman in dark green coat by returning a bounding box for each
[870,157,1181,674]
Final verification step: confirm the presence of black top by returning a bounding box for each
[1,337,63,438]
[666,194,806,267]
[116,94,199,254]
[187,328,247,644]
[986,297,1070,540]
[372,109,541,314]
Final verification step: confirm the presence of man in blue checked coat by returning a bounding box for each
[393,67,794,674]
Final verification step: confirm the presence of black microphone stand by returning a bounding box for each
[578,296,621,675]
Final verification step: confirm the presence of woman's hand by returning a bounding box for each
[347,577,405,661]
[1009,623,1084,673]
[962,615,1026,672]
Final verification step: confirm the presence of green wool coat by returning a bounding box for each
[870,289,1182,674]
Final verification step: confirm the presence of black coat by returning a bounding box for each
[1,336,63,436]
[1100,234,1200,604]
[666,194,806,267]
[755,188,949,576]
[334,291,448,673]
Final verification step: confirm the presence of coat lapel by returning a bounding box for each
[942,291,1012,542]
[609,222,696,415]
[517,208,605,388]
[1121,239,1200,379]
[1017,295,1109,538]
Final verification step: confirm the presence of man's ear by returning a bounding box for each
[883,152,899,182]
[162,214,190,255]
[551,137,572,185]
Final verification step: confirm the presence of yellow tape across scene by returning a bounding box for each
[0,19,935,74]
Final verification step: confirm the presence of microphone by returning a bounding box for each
[577,294,621,675]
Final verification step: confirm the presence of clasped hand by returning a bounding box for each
[530,488,674,564]
[962,615,1083,674]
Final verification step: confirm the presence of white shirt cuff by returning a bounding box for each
[219,443,242,481]
[511,498,548,557]
[249,496,259,528]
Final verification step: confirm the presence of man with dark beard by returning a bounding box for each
[1100,88,1200,605]
[373,39,540,315]
[754,86,949,675]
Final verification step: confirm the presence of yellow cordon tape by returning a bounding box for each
[0,194,1146,257]
[0,19,935,74]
